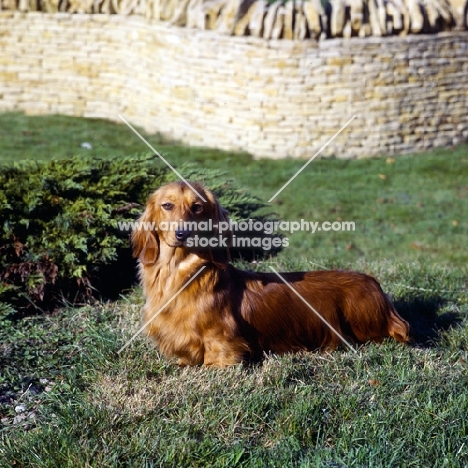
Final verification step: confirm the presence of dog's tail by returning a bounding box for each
[386,295,410,342]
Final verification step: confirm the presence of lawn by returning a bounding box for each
[0,113,467,467]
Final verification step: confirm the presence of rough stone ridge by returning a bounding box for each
[1,0,467,38]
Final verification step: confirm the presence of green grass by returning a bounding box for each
[1,112,468,467]
[1,112,467,267]
[1,265,467,467]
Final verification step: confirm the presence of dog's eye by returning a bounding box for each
[161,203,174,211]
[192,203,203,214]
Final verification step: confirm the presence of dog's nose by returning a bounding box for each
[175,229,190,241]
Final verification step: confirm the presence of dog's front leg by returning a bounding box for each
[203,337,249,368]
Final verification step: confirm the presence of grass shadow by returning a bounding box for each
[394,296,464,347]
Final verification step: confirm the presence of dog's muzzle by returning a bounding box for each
[175,229,191,242]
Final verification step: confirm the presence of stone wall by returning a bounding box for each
[1,12,468,158]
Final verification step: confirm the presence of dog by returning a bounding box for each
[132,181,410,367]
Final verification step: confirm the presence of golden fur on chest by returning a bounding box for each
[140,261,250,366]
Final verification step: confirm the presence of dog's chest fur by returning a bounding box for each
[141,259,216,365]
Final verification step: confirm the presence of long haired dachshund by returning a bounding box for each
[132,181,410,367]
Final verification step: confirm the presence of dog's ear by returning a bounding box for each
[131,204,160,265]
[205,189,232,269]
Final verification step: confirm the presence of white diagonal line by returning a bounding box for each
[268,115,357,202]
[117,266,206,354]
[118,114,207,202]
[268,266,359,355]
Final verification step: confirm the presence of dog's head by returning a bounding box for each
[132,181,231,267]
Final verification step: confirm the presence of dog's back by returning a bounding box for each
[235,269,410,354]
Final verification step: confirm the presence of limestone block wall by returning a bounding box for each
[1,12,468,158]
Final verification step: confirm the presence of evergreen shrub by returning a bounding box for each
[0,154,278,313]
